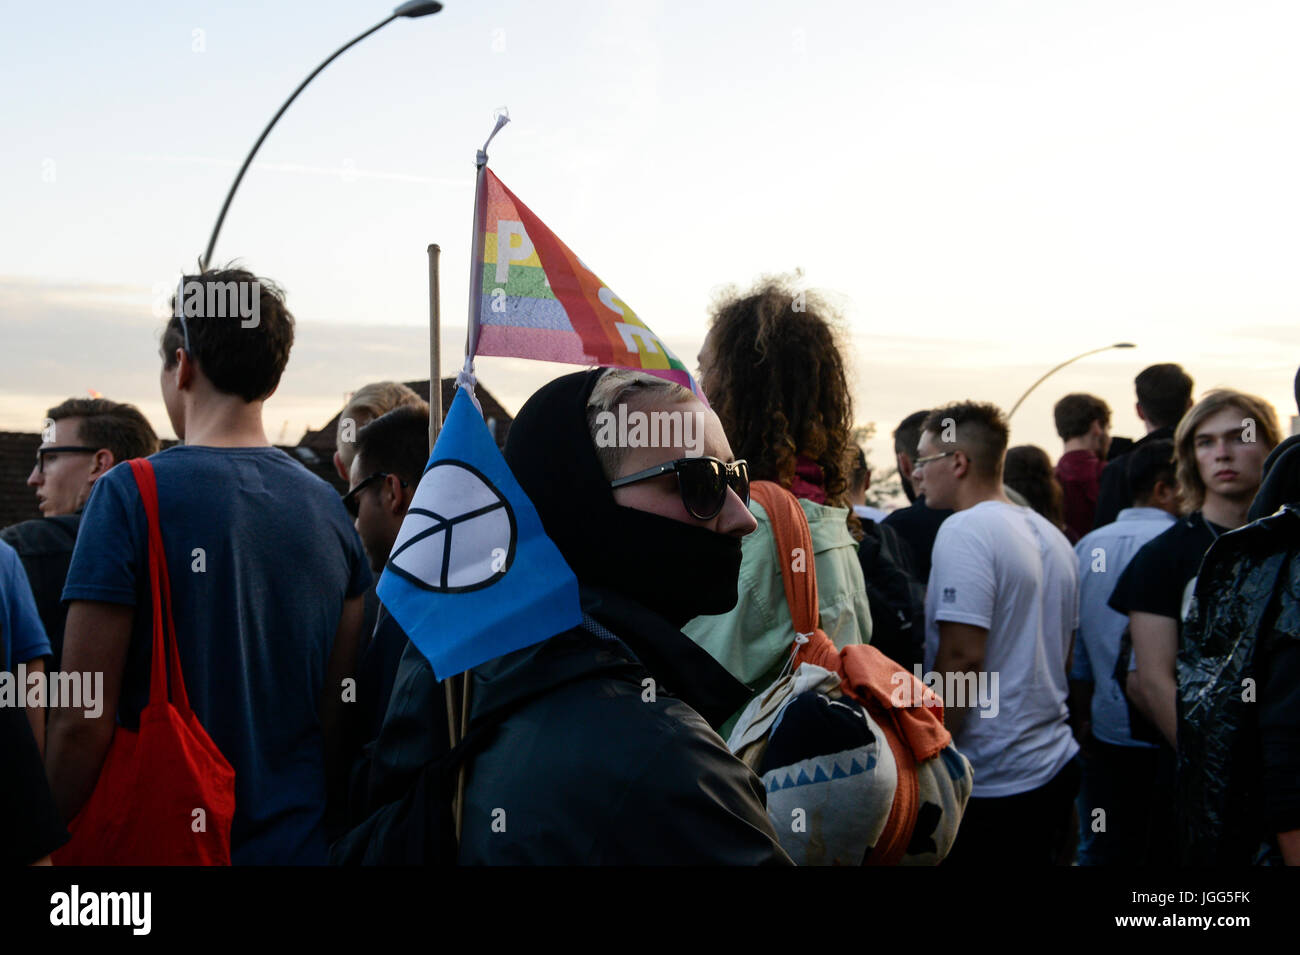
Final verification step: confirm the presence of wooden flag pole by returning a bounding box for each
[456,671,471,839]
[428,243,462,776]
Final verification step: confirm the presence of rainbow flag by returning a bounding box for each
[471,169,703,398]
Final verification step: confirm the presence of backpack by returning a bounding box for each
[728,481,973,865]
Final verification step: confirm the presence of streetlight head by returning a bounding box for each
[394,0,443,17]
[1113,342,1137,349]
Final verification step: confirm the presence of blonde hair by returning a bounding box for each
[586,368,696,479]
[1173,389,1280,512]
[336,381,425,467]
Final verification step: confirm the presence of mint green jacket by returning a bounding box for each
[684,497,873,715]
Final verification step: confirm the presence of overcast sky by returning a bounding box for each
[3,0,1297,492]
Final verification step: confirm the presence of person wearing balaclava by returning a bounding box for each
[447,367,791,865]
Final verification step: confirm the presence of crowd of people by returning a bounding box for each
[2,266,1297,866]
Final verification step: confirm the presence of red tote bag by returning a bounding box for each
[53,458,235,865]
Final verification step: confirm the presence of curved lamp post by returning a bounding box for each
[200,0,443,270]
[1007,342,1137,419]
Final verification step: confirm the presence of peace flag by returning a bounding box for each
[472,168,704,400]
[376,386,583,679]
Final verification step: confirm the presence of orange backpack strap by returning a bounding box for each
[749,481,820,645]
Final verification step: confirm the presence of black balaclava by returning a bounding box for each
[504,369,743,630]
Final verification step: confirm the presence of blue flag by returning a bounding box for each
[377,387,582,679]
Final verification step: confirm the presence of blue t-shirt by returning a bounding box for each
[1,539,50,672]
[63,446,371,865]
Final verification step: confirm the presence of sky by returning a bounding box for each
[2,0,1297,502]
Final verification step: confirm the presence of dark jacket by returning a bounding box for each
[1093,426,1175,529]
[1177,504,1300,864]
[333,585,792,865]
[337,604,431,839]
[856,520,926,670]
[1247,433,1300,523]
[0,513,79,670]
[881,497,951,581]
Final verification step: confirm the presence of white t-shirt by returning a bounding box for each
[924,500,1080,798]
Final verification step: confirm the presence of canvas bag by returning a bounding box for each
[53,458,235,865]
[728,481,973,865]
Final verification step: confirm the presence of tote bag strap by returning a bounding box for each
[128,459,193,717]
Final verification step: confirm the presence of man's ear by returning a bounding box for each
[88,450,116,479]
[1135,402,1147,425]
[896,451,913,481]
[174,349,196,391]
[385,473,411,517]
[1154,480,1179,512]
[953,450,971,479]
[333,451,349,482]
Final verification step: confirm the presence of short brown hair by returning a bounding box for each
[354,405,432,488]
[47,397,159,463]
[336,381,425,467]
[1135,363,1194,429]
[923,401,1009,481]
[161,266,295,402]
[1053,393,1111,441]
[1173,389,1280,511]
[893,410,931,460]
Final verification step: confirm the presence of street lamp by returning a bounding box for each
[1007,342,1137,419]
[200,1,444,270]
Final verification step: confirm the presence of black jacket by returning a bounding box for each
[333,585,792,865]
[1093,426,1175,529]
[880,497,951,581]
[0,514,79,670]
[856,520,926,670]
[1247,433,1300,523]
[1178,504,1300,865]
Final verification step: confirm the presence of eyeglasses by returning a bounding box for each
[34,445,98,473]
[609,457,749,521]
[913,450,957,469]
[174,276,193,355]
[342,471,408,518]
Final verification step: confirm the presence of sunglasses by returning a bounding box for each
[35,445,98,473]
[342,471,408,518]
[609,457,750,520]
